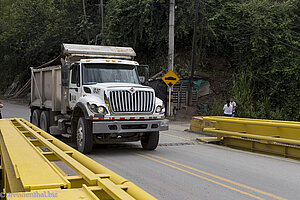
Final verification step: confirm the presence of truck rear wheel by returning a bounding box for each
[141,131,159,150]
[77,117,93,154]
[31,109,41,127]
[40,111,50,132]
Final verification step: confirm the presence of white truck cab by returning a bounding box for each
[30,44,168,153]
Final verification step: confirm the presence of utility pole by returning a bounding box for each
[100,0,104,33]
[167,0,175,117]
[95,0,105,45]
[188,0,199,106]
[82,0,90,44]
[100,0,105,45]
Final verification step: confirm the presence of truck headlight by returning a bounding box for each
[87,103,107,114]
[156,106,162,113]
[156,105,165,113]
[98,106,106,114]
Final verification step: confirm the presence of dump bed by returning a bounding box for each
[62,43,136,61]
[31,65,62,111]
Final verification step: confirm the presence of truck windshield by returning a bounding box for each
[82,63,139,85]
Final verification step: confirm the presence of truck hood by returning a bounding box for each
[83,83,154,95]
[80,82,164,115]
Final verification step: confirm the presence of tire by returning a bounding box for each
[76,117,93,153]
[40,111,50,132]
[31,109,41,127]
[141,131,159,150]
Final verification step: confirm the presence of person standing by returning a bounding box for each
[223,99,233,117]
[230,97,237,117]
[0,102,3,119]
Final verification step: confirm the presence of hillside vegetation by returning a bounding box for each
[0,0,299,120]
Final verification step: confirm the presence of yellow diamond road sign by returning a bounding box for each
[162,70,180,88]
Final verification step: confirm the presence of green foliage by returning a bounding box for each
[206,99,224,116]
[231,72,255,118]
[210,0,300,121]
[0,0,86,90]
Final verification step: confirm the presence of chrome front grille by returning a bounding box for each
[109,90,155,113]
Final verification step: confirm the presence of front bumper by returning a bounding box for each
[92,119,169,134]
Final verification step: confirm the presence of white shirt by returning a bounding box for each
[223,104,233,115]
[230,101,236,113]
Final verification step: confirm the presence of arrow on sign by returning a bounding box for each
[168,82,174,87]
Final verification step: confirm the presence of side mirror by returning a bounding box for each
[139,65,149,86]
[61,64,69,86]
[139,76,145,83]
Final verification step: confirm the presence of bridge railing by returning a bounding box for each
[0,118,157,200]
[190,116,300,160]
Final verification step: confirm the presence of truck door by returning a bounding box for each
[69,63,81,109]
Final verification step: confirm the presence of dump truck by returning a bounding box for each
[30,43,168,153]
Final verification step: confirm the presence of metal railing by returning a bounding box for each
[109,90,155,113]
[204,116,300,140]
[0,118,157,200]
[190,116,300,160]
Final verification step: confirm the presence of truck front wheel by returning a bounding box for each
[141,131,159,150]
[77,117,93,154]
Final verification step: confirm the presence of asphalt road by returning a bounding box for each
[1,100,300,200]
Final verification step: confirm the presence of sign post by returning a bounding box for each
[168,88,171,116]
[162,70,180,117]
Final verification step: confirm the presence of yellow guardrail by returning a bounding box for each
[204,116,300,139]
[190,116,300,160]
[0,118,157,200]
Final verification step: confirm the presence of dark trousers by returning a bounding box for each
[223,114,232,117]
[0,112,2,119]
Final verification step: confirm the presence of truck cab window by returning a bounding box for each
[82,64,139,85]
[71,64,80,84]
